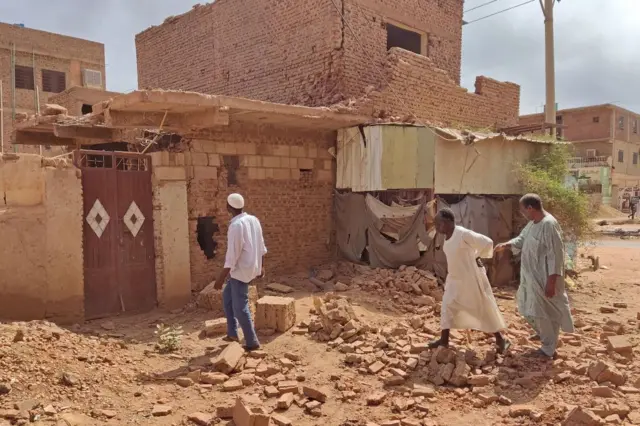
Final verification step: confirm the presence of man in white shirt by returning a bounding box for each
[214,193,267,351]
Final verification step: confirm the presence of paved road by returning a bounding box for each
[595,239,640,248]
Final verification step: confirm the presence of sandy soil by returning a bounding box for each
[1,237,640,426]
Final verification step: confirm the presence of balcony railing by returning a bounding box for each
[567,156,609,169]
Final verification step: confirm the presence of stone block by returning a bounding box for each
[204,318,227,337]
[255,296,296,332]
[233,397,270,426]
[303,385,329,402]
[212,342,244,374]
[153,166,186,181]
[607,335,633,353]
[197,283,257,318]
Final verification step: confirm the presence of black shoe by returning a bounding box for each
[222,336,239,342]
[243,344,261,352]
[428,339,448,349]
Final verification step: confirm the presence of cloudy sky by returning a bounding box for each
[1,0,638,114]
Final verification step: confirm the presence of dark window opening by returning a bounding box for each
[14,65,34,90]
[81,104,93,115]
[593,116,599,123]
[386,23,422,55]
[42,69,66,93]
[618,150,624,163]
[633,119,638,134]
[223,155,240,186]
[556,115,563,139]
[633,152,638,165]
[618,116,625,130]
[196,216,219,260]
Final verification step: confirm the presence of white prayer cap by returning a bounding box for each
[227,193,245,210]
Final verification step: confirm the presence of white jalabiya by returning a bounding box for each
[440,226,506,332]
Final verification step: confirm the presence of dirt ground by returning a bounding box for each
[2,230,640,426]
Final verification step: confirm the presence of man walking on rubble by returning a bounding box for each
[496,194,574,359]
[214,193,266,351]
[428,208,510,354]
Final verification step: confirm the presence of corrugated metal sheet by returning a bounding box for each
[336,126,383,191]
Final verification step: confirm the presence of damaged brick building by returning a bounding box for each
[136,0,520,129]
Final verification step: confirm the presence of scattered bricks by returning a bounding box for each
[152,405,173,417]
[368,361,385,374]
[613,302,628,308]
[367,391,388,406]
[509,406,536,418]
[562,406,603,426]
[400,419,421,426]
[277,393,295,409]
[233,398,253,426]
[468,375,491,387]
[607,335,633,354]
[223,379,245,392]
[203,318,227,337]
[216,404,235,419]
[498,395,513,406]
[410,343,429,354]
[212,342,244,374]
[264,386,279,397]
[187,412,214,426]
[278,381,300,394]
[176,377,194,387]
[600,306,618,314]
[592,386,615,398]
[284,352,300,362]
[272,414,293,426]
[303,385,329,402]
[412,384,436,398]
[201,372,229,384]
[280,358,295,369]
[255,296,296,332]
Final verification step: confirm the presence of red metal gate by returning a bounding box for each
[77,150,157,319]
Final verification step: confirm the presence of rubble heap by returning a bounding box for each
[313,263,444,313]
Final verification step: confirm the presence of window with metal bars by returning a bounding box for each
[14,65,34,90]
[42,69,66,93]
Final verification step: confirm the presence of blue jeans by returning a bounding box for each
[222,278,259,348]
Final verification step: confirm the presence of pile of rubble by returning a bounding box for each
[312,263,444,313]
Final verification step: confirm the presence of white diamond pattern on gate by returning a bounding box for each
[123,201,145,237]
[86,199,110,238]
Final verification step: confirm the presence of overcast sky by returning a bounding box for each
[1,0,638,115]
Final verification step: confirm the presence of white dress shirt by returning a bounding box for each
[224,212,267,283]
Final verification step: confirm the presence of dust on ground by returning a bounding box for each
[1,237,640,426]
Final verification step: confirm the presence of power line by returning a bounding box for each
[464,0,502,13]
[464,0,536,25]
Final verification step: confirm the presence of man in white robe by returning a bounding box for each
[428,208,509,353]
[497,194,574,358]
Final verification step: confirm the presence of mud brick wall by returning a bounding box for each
[159,123,336,291]
[136,1,344,107]
[136,0,520,129]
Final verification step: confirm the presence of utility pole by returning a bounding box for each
[540,0,558,137]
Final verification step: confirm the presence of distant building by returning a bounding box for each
[135,0,520,129]
[519,104,640,209]
[0,22,107,154]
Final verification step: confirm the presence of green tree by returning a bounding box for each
[517,144,592,242]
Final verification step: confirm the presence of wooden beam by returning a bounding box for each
[54,125,115,140]
[14,130,74,146]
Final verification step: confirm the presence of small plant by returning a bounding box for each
[154,323,183,353]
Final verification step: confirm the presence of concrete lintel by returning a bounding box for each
[54,125,115,140]
[104,109,229,130]
[15,130,74,146]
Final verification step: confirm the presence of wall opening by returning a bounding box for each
[81,104,93,115]
[196,216,219,259]
[386,23,422,55]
